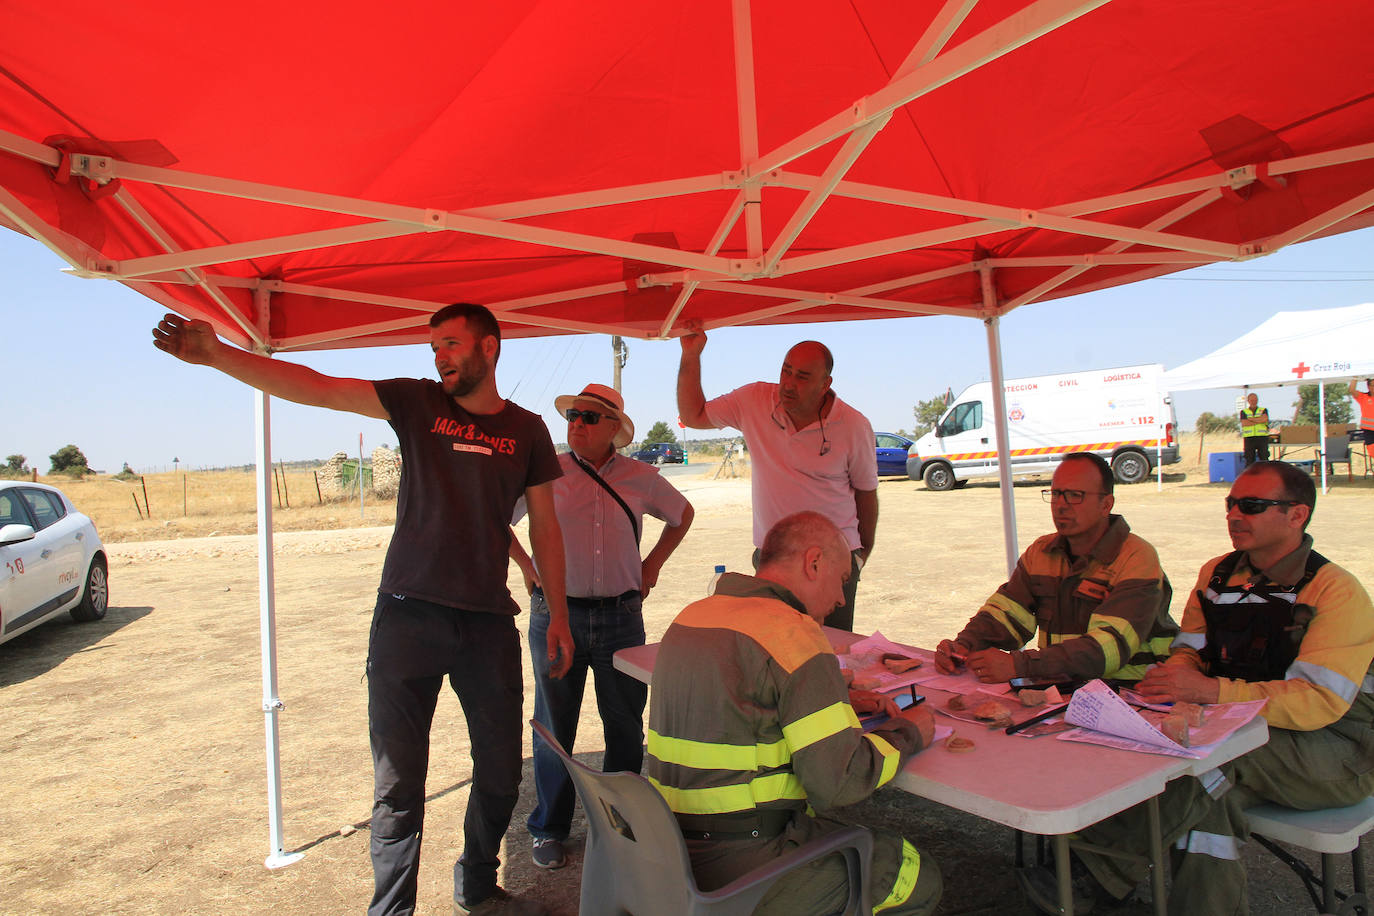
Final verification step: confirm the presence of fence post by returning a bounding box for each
[140,476,151,519]
[132,492,143,520]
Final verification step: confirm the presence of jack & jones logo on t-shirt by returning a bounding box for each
[429,416,518,455]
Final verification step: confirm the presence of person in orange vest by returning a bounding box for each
[1239,392,1271,466]
[1350,377,1374,460]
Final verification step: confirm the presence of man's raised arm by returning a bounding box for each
[152,314,388,419]
[676,319,714,430]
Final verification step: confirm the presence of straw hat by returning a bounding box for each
[554,383,635,449]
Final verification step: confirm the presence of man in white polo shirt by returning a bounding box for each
[677,320,878,630]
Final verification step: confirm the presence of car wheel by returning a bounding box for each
[1112,450,1150,485]
[70,554,108,622]
[654,456,664,465]
[924,463,956,491]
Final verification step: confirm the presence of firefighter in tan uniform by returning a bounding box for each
[646,511,941,915]
[935,452,1176,685]
[1067,461,1374,915]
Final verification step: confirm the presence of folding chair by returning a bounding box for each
[1324,436,1353,482]
[1247,797,1374,915]
[530,719,873,916]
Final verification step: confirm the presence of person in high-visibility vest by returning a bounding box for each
[1239,392,1271,466]
[1350,377,1374,458]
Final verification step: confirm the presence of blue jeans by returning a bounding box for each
[527,589,648,840]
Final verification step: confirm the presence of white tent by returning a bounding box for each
[1163,303,1374,491]
[1162,303,1374,391]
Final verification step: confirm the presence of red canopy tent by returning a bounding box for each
[4,0,1373,866]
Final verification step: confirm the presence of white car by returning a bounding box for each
[0,481,108,646]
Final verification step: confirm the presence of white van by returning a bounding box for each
[907,364,1179,490]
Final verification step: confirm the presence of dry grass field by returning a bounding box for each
[3,431,1371,915]
[32,431,1260,542]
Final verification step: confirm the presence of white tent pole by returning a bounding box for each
[1319,382,1329,494]
[251,328,302,869]
[980,267,1019,577]
[256,388,301,869]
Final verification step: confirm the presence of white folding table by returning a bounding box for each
[614,632,1268,916]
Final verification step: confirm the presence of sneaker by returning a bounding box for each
[531,836,567,869]
[453,886,549,916]
[1015,864,1099,915]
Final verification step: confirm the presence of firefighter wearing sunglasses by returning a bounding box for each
[1069,461,1374,915]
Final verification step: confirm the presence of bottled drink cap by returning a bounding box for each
[714,565,726,573]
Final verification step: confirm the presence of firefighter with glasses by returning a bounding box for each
[1068,460,1374,914]
[934,452,1177,685]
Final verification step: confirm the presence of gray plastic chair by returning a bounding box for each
[530,720,873,915]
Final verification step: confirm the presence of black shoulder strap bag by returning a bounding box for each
[572,456,640,545]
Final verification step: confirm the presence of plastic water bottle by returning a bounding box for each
[707,564,726,595]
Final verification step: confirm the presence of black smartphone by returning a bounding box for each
[1009,676,1064,690]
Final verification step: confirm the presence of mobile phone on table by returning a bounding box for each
[896,689,925,710]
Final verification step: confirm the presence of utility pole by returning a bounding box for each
[611,335,629,392]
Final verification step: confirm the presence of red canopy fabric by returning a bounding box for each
[3,0,1373,352]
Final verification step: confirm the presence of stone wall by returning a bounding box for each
[371,446,402,498]
[317,451,351,499]
[316,447,402,500]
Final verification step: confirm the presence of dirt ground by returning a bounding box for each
[3,458,1372,915]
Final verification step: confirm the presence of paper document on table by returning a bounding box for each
[911,669,1012,696]
[1057,680,1265,759]
[837,632,929,692]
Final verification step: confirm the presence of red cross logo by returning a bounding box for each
[1291,361,1310,379]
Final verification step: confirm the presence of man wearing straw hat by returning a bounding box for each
[510,383,695,872]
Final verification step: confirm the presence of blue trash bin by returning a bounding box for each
[1209,452,1245,484]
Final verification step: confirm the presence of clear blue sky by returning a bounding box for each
[5,227,1373,473]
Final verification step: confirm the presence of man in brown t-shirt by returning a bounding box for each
[154,303,572,916]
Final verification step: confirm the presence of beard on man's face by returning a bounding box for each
[443,351,490,397]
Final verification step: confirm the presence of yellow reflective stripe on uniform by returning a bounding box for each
[1083,624,1125,673]
[985,592,1037,641]
[646,728,792,771]
[648,772,807,814]
[782,701,861,752]
[1043,628,1085,648]
[1145,633,1175,662]
[875,839,922,912]
[864,732,901,786]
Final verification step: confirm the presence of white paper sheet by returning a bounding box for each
[1057,679,1266,759]
[837,632,929,692]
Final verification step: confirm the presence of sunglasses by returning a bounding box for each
[565,408,616,426]
[1225,496,1300,515]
